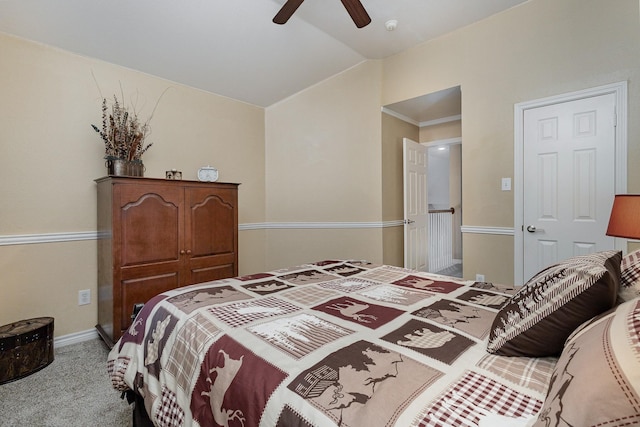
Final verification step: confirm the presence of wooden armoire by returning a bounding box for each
[95,176,239,347]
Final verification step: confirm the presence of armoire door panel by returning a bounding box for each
[187,188,237,258]
[120,199,180,266]
[189,261,236,285]
[116,186,184,267]
[120,273,180,330]
[119,259,185,280]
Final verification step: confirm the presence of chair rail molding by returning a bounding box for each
[0,231,99,246]
[460,226,514,236]
[0,221,407,246]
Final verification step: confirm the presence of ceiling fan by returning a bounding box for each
[273,0,371,28]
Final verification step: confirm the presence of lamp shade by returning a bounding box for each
[606,195,640,239]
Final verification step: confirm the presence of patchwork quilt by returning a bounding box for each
[107,260,556,427]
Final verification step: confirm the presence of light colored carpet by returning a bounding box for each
[0,338,131,426]
[435,262,463,278]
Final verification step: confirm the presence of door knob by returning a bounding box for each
[526,225,537,233]
[404,219,415,225]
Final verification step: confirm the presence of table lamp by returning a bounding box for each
[606,195,640,239]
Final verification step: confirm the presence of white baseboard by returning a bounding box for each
[54,328,99,348]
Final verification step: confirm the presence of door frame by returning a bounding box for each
[513,81,628,285]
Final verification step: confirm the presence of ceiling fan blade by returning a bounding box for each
[273,0,305,25]
[340,0,371,28]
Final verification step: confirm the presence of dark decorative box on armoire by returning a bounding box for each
[0,317,54,385]
[95,176,239,348]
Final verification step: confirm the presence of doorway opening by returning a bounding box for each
[383,86,462,276]
[427,140,462,277]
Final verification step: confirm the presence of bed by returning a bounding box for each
[107,251,640,427]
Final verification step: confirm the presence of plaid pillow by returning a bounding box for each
[620,249,640,301]
[487,251,621,357]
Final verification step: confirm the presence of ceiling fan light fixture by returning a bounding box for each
[385,19,398,31]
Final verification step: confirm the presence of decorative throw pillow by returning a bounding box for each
[532,297,640,427]
[620,249,640,301]
[487,250,621,357]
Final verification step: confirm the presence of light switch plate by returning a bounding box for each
[501,177,511,191]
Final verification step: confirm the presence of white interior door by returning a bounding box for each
[522,93,616,281]
[403,138,429,271]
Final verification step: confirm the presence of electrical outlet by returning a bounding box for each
[78,289,91,305]
[475,274,485,282]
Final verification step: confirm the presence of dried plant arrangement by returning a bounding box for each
[92,95,152,161]
[91,85,169,162]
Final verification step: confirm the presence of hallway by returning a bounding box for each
[435,262,462,278]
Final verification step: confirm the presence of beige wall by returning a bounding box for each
[420,120,461,142]
[264,61,385,269]
[265,229,384,269]
[382,0,640,282]
[0,33,266,337]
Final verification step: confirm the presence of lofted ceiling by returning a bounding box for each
[0,0,527,114]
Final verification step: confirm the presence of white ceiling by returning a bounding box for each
[0,0,527,113]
